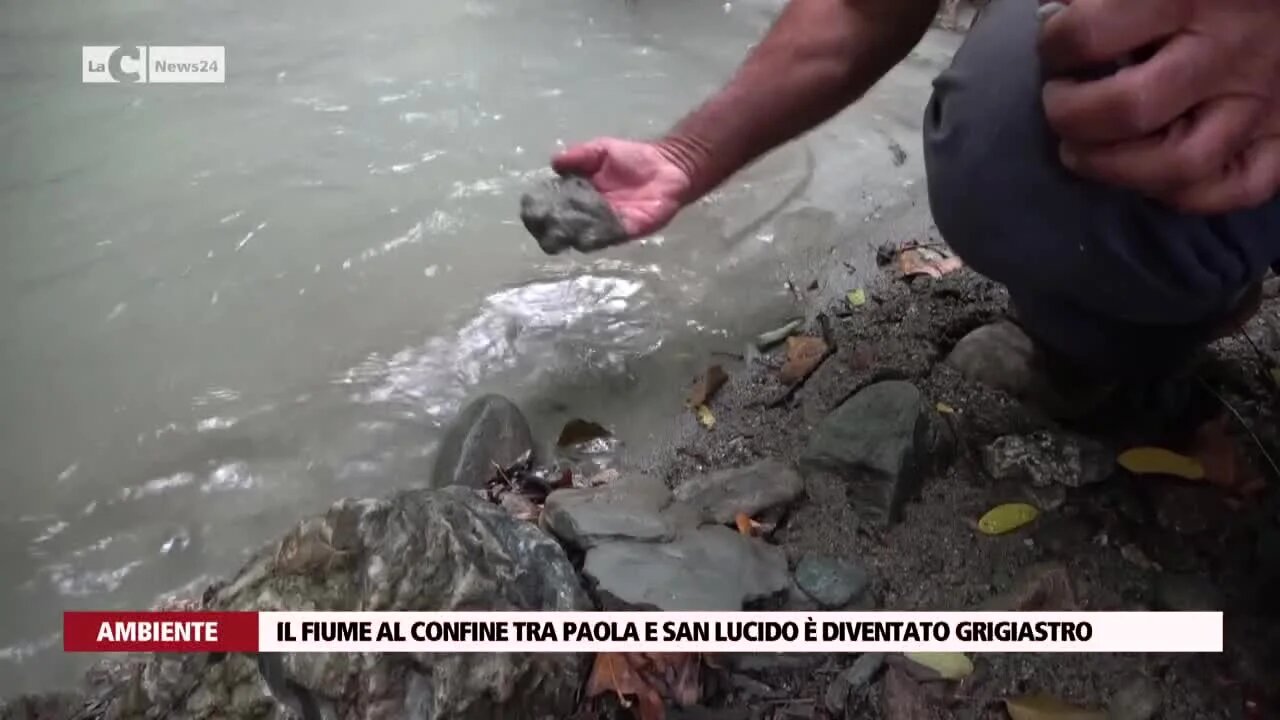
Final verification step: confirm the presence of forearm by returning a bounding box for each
[658,0,939,200]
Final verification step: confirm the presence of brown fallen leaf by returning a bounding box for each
[586,653,666,720]
[1004,693,1106,720]
[895,246,963,279]
[779,335,829,384]
[1189,413,1265,496]
[686,365,728,408]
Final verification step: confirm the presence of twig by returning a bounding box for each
[765,314,837,408]
[1197,377,1280,481]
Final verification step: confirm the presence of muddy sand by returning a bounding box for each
[631,250,1280,719]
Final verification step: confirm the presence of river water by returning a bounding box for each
[0,0,956,693]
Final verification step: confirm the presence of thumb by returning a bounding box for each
[551,141,608,176]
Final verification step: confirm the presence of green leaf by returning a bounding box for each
[978,503,1039,535]
[1116,447,1206,481]
[903,652,973,680]
[846,288,867,308]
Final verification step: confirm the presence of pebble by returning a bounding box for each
[1108,676,1162,720]
[825,653,886,712]
[794,554,870,609]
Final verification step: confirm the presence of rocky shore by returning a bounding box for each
[4,265,1278,720]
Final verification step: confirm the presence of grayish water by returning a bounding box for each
[0,0,956,693]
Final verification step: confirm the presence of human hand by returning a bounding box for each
[1038,0,1280,214]
[552,138,694,238]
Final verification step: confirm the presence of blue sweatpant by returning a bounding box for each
[923,0,1280,378]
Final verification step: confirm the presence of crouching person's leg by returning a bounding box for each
[922,0,1280,418]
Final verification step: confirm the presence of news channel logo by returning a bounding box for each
[82,46,225,84]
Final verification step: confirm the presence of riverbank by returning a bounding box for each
[5,228,1277,718]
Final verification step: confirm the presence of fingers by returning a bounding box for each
[1038,0,1187,75]
[1044,35,1213,144]
[551,140,608,176]
[1060,97,1262,192]
[1170,135,1280,214]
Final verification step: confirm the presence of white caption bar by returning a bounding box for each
[258,611,1223,654]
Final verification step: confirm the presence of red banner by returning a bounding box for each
[63,611,259,653]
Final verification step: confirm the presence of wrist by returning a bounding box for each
[654,134,718,204]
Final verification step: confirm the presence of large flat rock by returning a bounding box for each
[541,475,676,551]
[584,525,789,611]
[673,459,805,525]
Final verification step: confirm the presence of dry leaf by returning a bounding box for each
[694,404,715,430]
[586,653,666,720]
[903,652,973,680]
[686,365,728,408]
[896,246,963,279]
[733,512,773,537]
[1004,694,1106,720]
[935,402,956,415]
[1270,367,1280,388]
[1116,447,1206,481]
[978,503,1039,535]
[847,288,867,307]
[1189,414,1264,495]
[779,335,829,384]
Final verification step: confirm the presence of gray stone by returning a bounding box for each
[794,554,869,609]
[519,175,628,255]
[672,459,805,525]
[541,475,675,551]
[946,321,1115,419]
[983,432,1113,488]
[83,487,590,720]
[825,653,886,713]
[800,381,950,527]
[1152,573,1222,611]
[1108,677,1162,720]
[584,526,789,610]
[1022,483,1068,512]
[430,394,535,489]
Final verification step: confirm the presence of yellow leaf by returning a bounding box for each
[978,503,1039,535]
[846,288,867,307]
[1116,447,1206,481]
[695,404,715,430]
[903,652,973,680]
[935,402,956,415]
[1004,694,1106,720]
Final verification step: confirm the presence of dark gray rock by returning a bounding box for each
[824,653,886,713]
[794,554,869,609]
[584,526,789,610]
[1022,483,1068,512]
[541,475,675,551]
[983,431,1113,488]
[81,487,590,720]
[1154,485,1224,535]
[1108,676,1162,720]
[0,692,84,720]
[520,175,628,255]
[430,394,535,489]
[672,459,805,525]
[799,381,950,527]
[1153,573,1223,611]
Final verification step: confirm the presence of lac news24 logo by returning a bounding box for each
[83,46,225,84]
